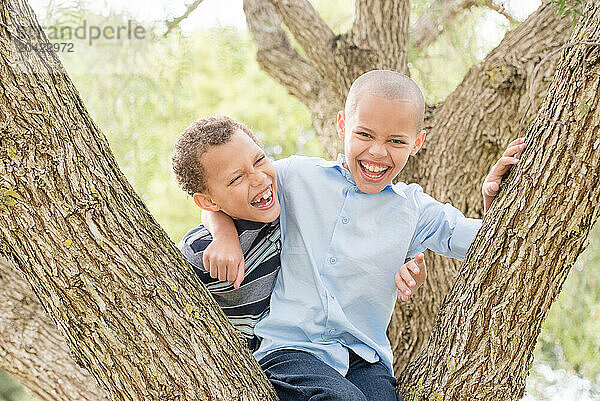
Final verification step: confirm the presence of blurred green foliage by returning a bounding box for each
[552,0,585,26]
[50,11,323,240]
[536,226,600,380]
[1,0,599,398]
[0,371,36,401]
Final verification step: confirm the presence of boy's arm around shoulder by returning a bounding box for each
[201,210,245,289]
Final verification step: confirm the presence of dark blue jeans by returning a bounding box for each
[258,349,400,401]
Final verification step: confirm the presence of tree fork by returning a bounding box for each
[398,2,600,399]
[0,0,278,400]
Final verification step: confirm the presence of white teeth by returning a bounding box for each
[361,162,387,173]
[252,188,272,204]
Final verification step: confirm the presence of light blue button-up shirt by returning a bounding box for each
[253,155,482,375]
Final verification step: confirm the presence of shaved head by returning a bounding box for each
[344,70,425,131]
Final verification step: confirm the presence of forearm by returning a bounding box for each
[200,210,245,287]
[201,210,237,239]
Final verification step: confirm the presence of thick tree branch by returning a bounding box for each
[0,257,109,401]
[389,0,574,374]
[243,0,341,155]
[164,0,205,36]
[399,5,600,397]
[348,0,410,74]
[267,0,339,91]
[243,0,322,108]
[412,0,473,50]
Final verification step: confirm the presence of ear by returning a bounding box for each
[411,130,427,156]
[193,193,220,211]
[336,110,345,140]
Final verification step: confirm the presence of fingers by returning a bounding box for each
[227,259,238,284]
[409,252,425,274]
[486,156,520,184]
[505,137,526,153]
[233,259,245,290]
[395,267,416,302]
[206,255,239,283]
[407,259,420,275]
[503,142,527,158]
[396,253,427,302]
[497,155,521,169]
[207,256,245,288]
[217,261,228,282]
[482,181,500,197]
[203,253,214,278]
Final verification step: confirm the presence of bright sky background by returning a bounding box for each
[29,0,541,35]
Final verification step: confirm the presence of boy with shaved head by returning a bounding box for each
[204,70,525,400]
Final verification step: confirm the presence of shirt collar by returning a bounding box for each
[234,218,268,233]
[317,154,407,198]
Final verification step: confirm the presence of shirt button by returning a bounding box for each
[328,329,336,335]
[329,257,337,264]
[342,217,350,224]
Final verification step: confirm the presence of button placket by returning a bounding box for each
[325,185,352,268]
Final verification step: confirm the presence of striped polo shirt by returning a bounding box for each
[178,218,281,351]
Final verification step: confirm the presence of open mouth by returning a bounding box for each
[250,185,275,210]
[359,160,390,182]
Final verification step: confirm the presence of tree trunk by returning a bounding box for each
[0,0,277,399]
[388,1,574,373]
[398,2,600,398]
[0,257,108,401]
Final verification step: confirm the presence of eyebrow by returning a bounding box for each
[355,125,374,133]
[228,168,244,180]
[226,150,264,180]
[355,126,410,139]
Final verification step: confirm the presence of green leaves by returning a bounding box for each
[553,0,586,26]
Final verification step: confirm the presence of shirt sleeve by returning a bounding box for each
[408,185,482,260]
[177,225,213,274]
[273,157,291,195]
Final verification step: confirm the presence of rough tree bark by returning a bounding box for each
[389,2,574,373]
[0,0,277,400]
[399,3,600,398]
[0,257,108,401]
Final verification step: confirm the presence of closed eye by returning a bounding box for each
[229,175,242,185]
[255,155,266,165]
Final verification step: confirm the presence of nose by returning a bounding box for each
[248,169,266,187]
[368,141,387,158]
